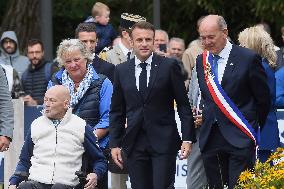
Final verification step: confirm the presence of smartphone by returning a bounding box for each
[159,44,167,53]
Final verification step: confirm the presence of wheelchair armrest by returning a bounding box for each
[75,171,87,186]
[14,171,29,181]
[75,171,86,178]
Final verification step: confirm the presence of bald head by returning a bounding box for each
[44,85,71,120]
[199,15,227,32]
[199,15,228,55]
[47,85,70,101]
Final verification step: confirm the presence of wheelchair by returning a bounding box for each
[14,171,89,189]
[14,153,98,189]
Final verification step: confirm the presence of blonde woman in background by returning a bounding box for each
[238,26,280,163]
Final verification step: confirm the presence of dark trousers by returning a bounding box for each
[258,149,272,163]
[95,147,109,189]
[18,181,73,189]
[97,171,108,189]
[201,124,254,189]
[127,131,176,189]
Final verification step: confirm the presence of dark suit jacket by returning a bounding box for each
[109,54,196,156]
[92,55,115,83]
[196,45,270,152]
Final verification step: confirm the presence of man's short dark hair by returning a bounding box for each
[27,39,44,51]
[130,21,155,38]
[75,23,96,38]
[118,26,130,37]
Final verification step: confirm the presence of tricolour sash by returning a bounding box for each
[202,51,258,146]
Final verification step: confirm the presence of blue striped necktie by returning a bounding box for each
[212,55,220,81]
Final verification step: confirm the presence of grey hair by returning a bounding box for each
[169,37,185,49]
[169,37,185,45]
[155,29,169,43]
[56,39,93,67]
[217,16,227,30]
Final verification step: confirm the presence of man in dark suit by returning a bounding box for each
[109,21,196,189]
[196,15,270,189]
[75,22,115,189]
[75,22,115,83]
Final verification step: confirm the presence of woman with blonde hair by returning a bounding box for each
[238,26,280,163]
[48,39,113,188]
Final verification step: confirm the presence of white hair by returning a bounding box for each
[56,39,93,67]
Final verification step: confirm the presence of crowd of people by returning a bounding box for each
[0,1,283,189]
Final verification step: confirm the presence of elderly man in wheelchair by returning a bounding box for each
[8,85,107,189]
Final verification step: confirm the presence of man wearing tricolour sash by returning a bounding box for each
[195,15,270,189]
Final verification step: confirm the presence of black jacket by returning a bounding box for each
[21,61,57,104]
[92,55,115,83]
[109,54,196,155]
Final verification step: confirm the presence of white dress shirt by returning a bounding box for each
[134,53,153,91]
[216,39,232,84]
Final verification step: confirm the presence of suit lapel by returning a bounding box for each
[221,45,237,88]
[93,56,101,71]
[127,59,143,101]
[144,54,160,102]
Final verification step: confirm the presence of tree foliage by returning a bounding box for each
[52,0,153,50]
[0,0,284,55]
[0,0,40,53]
[159,0,284,46]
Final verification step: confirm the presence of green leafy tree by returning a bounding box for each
[1,0,284,54]
[0,0,40,54]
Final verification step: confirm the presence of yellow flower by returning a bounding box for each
[235,148,284,189]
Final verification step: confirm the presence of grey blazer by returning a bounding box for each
[105,44,134,65]
[188,66,200,108]
[187,65,207,189]
[0,68,14,139]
